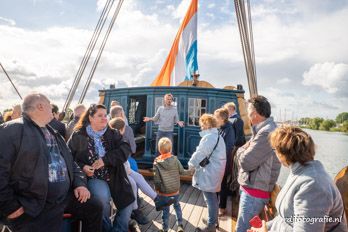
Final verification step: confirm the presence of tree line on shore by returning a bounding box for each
[299,112,348,133]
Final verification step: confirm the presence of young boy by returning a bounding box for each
[108,118,175,211]
[154,137,191,232]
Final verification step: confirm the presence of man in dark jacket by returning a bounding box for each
[224,102,246,148]
[0,93,103,232]
[49,103,66,138]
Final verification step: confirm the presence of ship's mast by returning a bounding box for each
[234,0,258,98]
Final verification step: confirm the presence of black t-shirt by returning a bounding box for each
[41,127,70,204]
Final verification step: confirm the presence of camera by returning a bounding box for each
[199,157,210,167]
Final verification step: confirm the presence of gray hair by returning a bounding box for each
[22,93,49,113]
[110,105,123,119]
[74,104,86,114]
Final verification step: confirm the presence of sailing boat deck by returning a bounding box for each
[138,180,234,232]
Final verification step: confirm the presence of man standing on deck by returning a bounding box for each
[224,102,246,148]
[143,93,184,154]
[235,95,281,232]
[0,93,102,232]
[49,104,66,138]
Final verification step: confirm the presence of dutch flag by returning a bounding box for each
[151,0,198,86]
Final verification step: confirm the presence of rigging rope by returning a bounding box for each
[234,0,258,97]
[78,0,124,104]
[63,0,115,112]
[0,62,23,100]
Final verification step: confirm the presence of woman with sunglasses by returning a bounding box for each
[68,104,135,232]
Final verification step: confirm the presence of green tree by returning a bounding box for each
[341,120,348,133]
[299,117,311,125]
[319,119,336,131]
[336,112,348,124]
[308,117,324,130]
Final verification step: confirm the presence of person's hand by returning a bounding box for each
[188,165,195,174]
[143,117,151,122]
[82,165,95,177]
[249,220,268,232]
[74,186,91,203]
[92,158,104,170]
[177,121,185,127]
[7,207,24,220]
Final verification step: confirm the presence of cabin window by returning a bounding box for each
[128,98,139,124]
[154,97,177,112]
[188,98,207,126]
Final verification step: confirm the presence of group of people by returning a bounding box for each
[0,92,347,232]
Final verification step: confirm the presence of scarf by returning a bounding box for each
[86,124,107,158]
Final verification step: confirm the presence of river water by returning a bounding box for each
[277,129,348,186]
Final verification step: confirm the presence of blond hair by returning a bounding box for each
[158,137,172,154]
[214,108,229,123]
[199,114,217,129]
[269,125,315,165]
[224,102,236,110]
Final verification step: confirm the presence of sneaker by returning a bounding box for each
[128,219,141,232]
[202,218,219,229]
[195,224,216,232]
[137,196,146,209]
[158,229,168,232]
[131,208,150,225]
[154,195,176,211]
[177,224,184,232]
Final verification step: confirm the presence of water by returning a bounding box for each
[277,129,348,186]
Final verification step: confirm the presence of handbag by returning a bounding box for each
[199,135,220,167]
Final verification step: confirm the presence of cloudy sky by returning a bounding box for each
[0,0,347,120]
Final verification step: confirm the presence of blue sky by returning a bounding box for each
[0,0,347,120]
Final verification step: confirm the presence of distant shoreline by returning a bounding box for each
[300,126,348,135]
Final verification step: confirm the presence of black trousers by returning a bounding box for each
[219,174,232,209]
[6,192,103,232]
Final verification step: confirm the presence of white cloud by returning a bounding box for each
[251,4,348,64]
[277,78,291,84]
[172,0,191,19]
[0,17,16,26]
[302,62,348,94]
[263,87,342,120]
[0,0,177,110]
[96,0,107,12]
[207,3,215,9]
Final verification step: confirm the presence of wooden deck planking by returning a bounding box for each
[139,183,190,232]
[183,191,206,232]
[168,187,201,231]
[138,180,233,232]
[218,197,233,232]
[146,184,195,231]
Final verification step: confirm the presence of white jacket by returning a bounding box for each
[188,128,226,192]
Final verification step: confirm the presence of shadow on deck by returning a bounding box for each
[138,180,234,232]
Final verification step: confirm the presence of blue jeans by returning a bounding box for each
[162,194,182,230]
[156,130,173,155]
[202,191,219,226]
[112,202,134,232]
[236,190,269,232]
[88,178,112,232]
